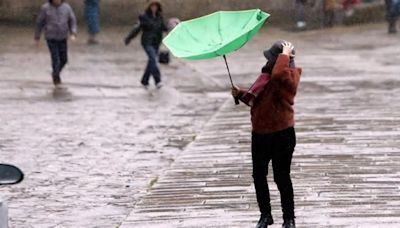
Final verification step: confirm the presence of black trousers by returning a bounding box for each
[252,127,296,219]
[386,0,399,22]
[46,39,68,80]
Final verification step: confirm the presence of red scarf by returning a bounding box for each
[239,73,271,107]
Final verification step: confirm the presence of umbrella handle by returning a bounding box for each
[234,97,240,105]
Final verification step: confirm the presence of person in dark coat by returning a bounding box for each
[125,0,168,89]
[232,41,301,228]
[34,0,77,86]
[385,0,399,34]
[84,0,101,44]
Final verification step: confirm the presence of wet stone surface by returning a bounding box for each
[1,23,400,227]
[0,26,226,227]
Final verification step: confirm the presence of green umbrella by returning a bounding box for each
[163,9,270,104]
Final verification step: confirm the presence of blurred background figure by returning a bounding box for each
[343,0,361,17]
[385,0,400,33]
[324,0,336,27]
[124,1,168,89]
[34,0,77,86]
[295,0,308,30]
[84,0,101,45]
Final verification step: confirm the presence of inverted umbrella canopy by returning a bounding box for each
[163,9,270,60]
[163,9,270,105]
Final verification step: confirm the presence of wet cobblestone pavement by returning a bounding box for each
[0,26,226,227]
[1,24,400,227]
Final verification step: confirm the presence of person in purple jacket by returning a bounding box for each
[34,0,77,86]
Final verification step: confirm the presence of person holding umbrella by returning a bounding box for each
[125,0,168,89]
[232,41,301,228]
[162,9,284,226]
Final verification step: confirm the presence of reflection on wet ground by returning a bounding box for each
[51,87,73,101]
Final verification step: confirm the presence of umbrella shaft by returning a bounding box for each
[223,55,234,87]
[223,55,240,105]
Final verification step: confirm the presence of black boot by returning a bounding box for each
[52,75,62,86]
[282,219,296,228]
[256,213,274,228]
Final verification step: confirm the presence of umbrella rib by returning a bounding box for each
[218,11,223,45]
[178,25,207,58]
[242,10,259,30]
[183,25,201,45]
[214,10,267,56]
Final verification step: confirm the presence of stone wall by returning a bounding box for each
[0,0,294,25]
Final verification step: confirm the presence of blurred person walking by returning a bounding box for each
[324,0,336,27]
[34,0,77,86]
[84,0,101,44]
[232,41,302,228]
[385,0,400,33]
[124,0,168,89]
[295,0,308,30]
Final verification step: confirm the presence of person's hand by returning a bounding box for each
[231,85,241,97]
[70,34,77,42]
[124,38,130,46]
[282,41,294,57]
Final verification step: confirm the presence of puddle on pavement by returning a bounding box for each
[50,87,74,102]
